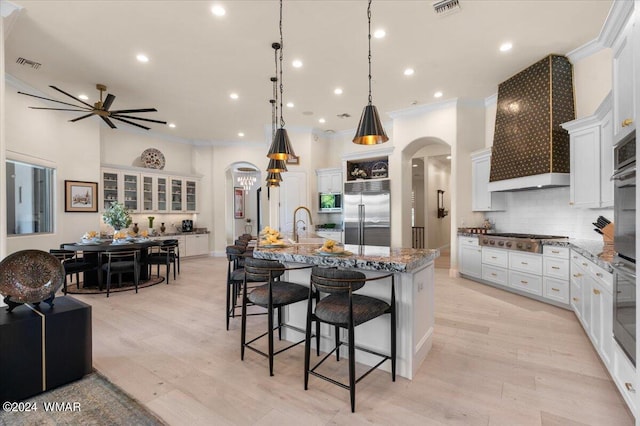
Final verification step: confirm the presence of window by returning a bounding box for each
[6,160,55,235]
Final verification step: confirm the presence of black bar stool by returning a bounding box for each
[240,257,317,376]
[304,266,396,412]
[226,244,253,330]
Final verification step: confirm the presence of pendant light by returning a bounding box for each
[267,0,297,160]
[266,172,283,185]
[267,76,288,173]
[353,0,388,145]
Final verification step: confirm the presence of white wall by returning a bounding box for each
[572,48,613,118]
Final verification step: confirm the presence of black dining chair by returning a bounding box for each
[161,239,180,275]
[240,257,317,376]
[304,267,396,412]
[146,242,177,283]
[101,250,140,297]
[49,248,97,294]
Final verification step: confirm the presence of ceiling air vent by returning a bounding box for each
[16,57,41,69]
[433,0,460,16]
[337,113,351,119]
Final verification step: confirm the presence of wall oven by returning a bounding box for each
[612,130,636,365]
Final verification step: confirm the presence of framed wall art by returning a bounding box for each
[65,180,98,212]
[234,187,245,219]
[286,154,300,165]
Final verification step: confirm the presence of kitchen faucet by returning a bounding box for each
[293,206,313,243]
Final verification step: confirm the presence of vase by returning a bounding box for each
[148,216,155,229]
[132,223,139,234]
[161,222,166,233]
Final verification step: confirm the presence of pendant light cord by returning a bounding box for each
[367,0,372,105]
[279,0,286,128]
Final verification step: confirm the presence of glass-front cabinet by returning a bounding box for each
[157,177,168,212]
[186,180,197,212]
[171,178,183,212]
[142,175,154,212]
[101,169,139,212]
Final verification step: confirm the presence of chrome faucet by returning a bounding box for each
[293,206,313,243]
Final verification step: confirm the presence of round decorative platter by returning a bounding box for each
[141,147,166,170]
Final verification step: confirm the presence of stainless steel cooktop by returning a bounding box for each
[478,233,568,253]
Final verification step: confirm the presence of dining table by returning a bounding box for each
[62,240,161,289]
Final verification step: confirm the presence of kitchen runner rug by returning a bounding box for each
[64,276,165,295]
[0,371,165,426]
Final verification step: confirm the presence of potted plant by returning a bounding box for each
[102,202,132,231]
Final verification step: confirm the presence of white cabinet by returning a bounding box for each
[101,169,140,212]
[316,168,343,193]
[169,178,198,213]
[152,235,186,257]
[141,174,170,213]
[316,230,343,243]
[458,236,481,279]
[542,246,569,304]
[570,250,614,369]
[612,17,636,142]
[614,343,637,417]
[185,234,209,257]
[561,94,613,208]
[470,149,506,212]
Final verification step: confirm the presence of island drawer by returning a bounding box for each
[543,246,570,259]
[482,248,508,268]
[543,277,569,304]
[509,270,542,296]
[543,257,569,280]
[509,252,542,275]
[482,264,508,286]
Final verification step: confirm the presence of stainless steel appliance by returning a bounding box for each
[612,130,636,365]
[478,233,568,253]
[181,219,193,232]
[344,180,390,247]
[318,192,342,213]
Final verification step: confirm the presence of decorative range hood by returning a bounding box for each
[488,55,575,192]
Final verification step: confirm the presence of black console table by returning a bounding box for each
[0,296,92,402]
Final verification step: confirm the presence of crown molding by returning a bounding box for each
[1,1,23,38]
[341,146,395,161]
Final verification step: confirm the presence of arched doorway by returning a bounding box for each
[225,162,262,243]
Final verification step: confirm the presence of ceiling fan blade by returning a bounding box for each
[18,91,93,110]
[29,107,91,112]
[69,112,97,122]
[111,116,150,130]
[102,94,115,111]
[101,116,117,129]
[111,114,167,125]
[49,86,94,108]
[109,108,157,114]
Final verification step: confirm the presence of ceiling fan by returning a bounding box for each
[17,84,167,130]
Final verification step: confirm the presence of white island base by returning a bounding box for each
[253,244,438,380]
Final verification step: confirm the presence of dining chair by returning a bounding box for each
[101,250,140,297]
[147,243,176,283]
[304,267,396,412]
[49,248,97,294]
[161,239,180,275]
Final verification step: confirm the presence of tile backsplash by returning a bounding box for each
[484,186,613,240]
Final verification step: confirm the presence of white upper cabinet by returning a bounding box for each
[470,149,506,212]
[561,94,614,208]
[317,168,343,193]
[612,17,635,142]
[101,169,140,212]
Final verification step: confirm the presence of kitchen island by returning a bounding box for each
[253,244,439,379]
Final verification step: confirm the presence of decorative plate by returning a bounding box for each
[141,148,165,170]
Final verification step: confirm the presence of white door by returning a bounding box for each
[279,172,308,234]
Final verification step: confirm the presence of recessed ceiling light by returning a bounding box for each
[374,29,386,39]
[334,88,343,95]
[318,118,326,124]
[404,68,414,76]
[286,102,294,108]
[292,59,303,68]
[211,5,226,16]
[434,91,443,98]
[499,42,513,52]
[78,94,89,100]
[238,132,244,137]
[229,93,239,100]
[168,123,176,128]
[446,155,451,160]
[136,54,149,63]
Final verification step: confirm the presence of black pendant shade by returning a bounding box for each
[266,172,283,183]
[353,104,389,145]
[267,158,287,173]
[267,128,295,160]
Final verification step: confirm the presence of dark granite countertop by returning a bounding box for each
[253,243,439,273]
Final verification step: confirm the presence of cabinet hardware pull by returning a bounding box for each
[552,266,560,270]
[521,262,528,265]
[622,118,634,127]
[552,250,560,254]
[625,383,635,393]
[596,273,603,277]
[593,289,601,295]
[551,288,560,292]
[491,256,497,259]
[573,273,582,278]
[572,297,579,302]
[582,262,588,267]
[521,280,528,284]
[569,201,574,205]
[491,273,497,277]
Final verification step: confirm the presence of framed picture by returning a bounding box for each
[65,180,98,212]
[234,187,244,219]
[286,154,300,165]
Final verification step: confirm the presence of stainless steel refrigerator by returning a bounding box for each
[344,180,390,247]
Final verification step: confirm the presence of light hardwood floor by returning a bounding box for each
[73,256,633,425]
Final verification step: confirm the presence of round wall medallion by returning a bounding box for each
[141,148,165,170]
